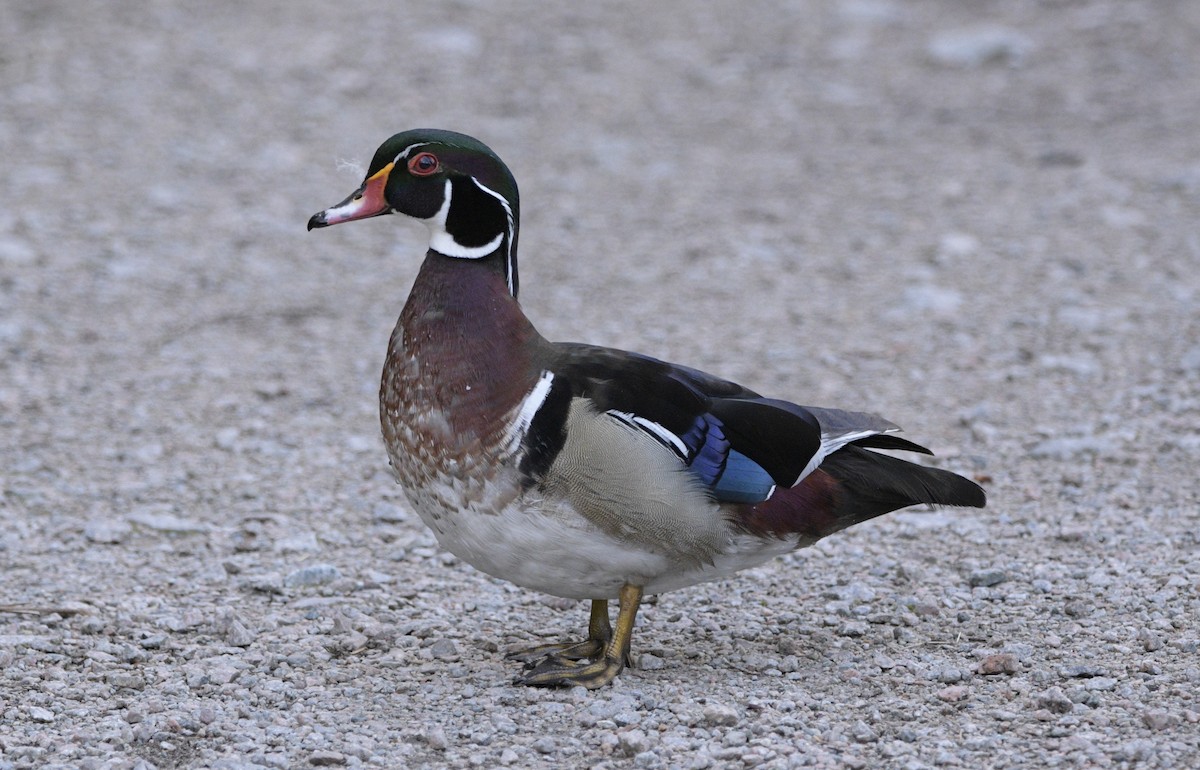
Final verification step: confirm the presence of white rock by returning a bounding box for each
[85,517,132,544]
[127,507,209,534]
[927,27,1034,67]
[29,705,55,723]
[284,564,341,587]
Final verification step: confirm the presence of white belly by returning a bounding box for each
[403,479,798,600]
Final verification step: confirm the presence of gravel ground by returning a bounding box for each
[3,1,1199,768]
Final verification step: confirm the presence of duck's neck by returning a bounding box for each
[385,251,543,438]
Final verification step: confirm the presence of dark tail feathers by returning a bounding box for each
[820,445,986,534]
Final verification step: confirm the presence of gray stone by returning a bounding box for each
[28,706,55,723]
[977,653,1019,675]
[224,618,255,648]
[373,503,409,522]
[1143,709,1178,731]
[968,568,1007,587]
[1036,687,1073,715]
[852,720,878,743]
[138,634,167,649]
[106,672,146,689]
[423,726,448,751]
[624,724,652,758]
[702,703,739,726]
[937,686,970,703]
[428,638,458,660]
[309,750,347,766]
[284,564,342,587]
[935,668,963,683]
[1059,664,1106,679]
[1138,628,1164,652]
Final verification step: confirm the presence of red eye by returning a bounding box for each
[408,152,439,176]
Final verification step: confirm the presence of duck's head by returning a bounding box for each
[309,129,521,295]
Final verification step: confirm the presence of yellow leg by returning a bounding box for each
[516,584,643,689]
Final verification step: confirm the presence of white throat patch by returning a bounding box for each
[422,178,517,296]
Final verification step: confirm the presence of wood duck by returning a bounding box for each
[308,129,986,689]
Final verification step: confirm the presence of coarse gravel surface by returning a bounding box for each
[3,1,1199,768]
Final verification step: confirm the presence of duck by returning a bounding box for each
[307,129,986,689]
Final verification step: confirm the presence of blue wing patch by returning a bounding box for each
[677,413,728,485]
[712,449,776,503]
[669,413,776,504]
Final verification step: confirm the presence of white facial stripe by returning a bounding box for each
[606,410,689,459]
[424,178,504,258]
[429,226,504,258]
[420,176,517,295]
[392,142,430,164]
[470,177,517,296]
[503,372,556,454]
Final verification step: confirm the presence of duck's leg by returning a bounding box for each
[516,584,643,689]
[506,599,612,664]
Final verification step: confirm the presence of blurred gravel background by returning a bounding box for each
[2,1,1199,768]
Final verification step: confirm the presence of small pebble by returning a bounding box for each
[977,653,1019,675]
[1084,677,1117,691]
[1059,664,1105,679]
[702,703,739,726]
[309,750,347,766]
[617,728,650,756]
[851,720,878,743]
[936,668,963,684]
[428,638,458,660]
[1138,628,1163,652]
[937,686,970,703]
[1117,739,1157,762]
[968,568,1007,587]
[1037,687,1074,715]
[424,726,448,751]
[29,706,55,723]
[106,672,145,689]
[139,634,167,650]
[284,564,342,587]
[84,518,131,544]
[1143,710,1177,731]
[225,618,256,647]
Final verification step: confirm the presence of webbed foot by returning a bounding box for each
[513,585,643,689]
